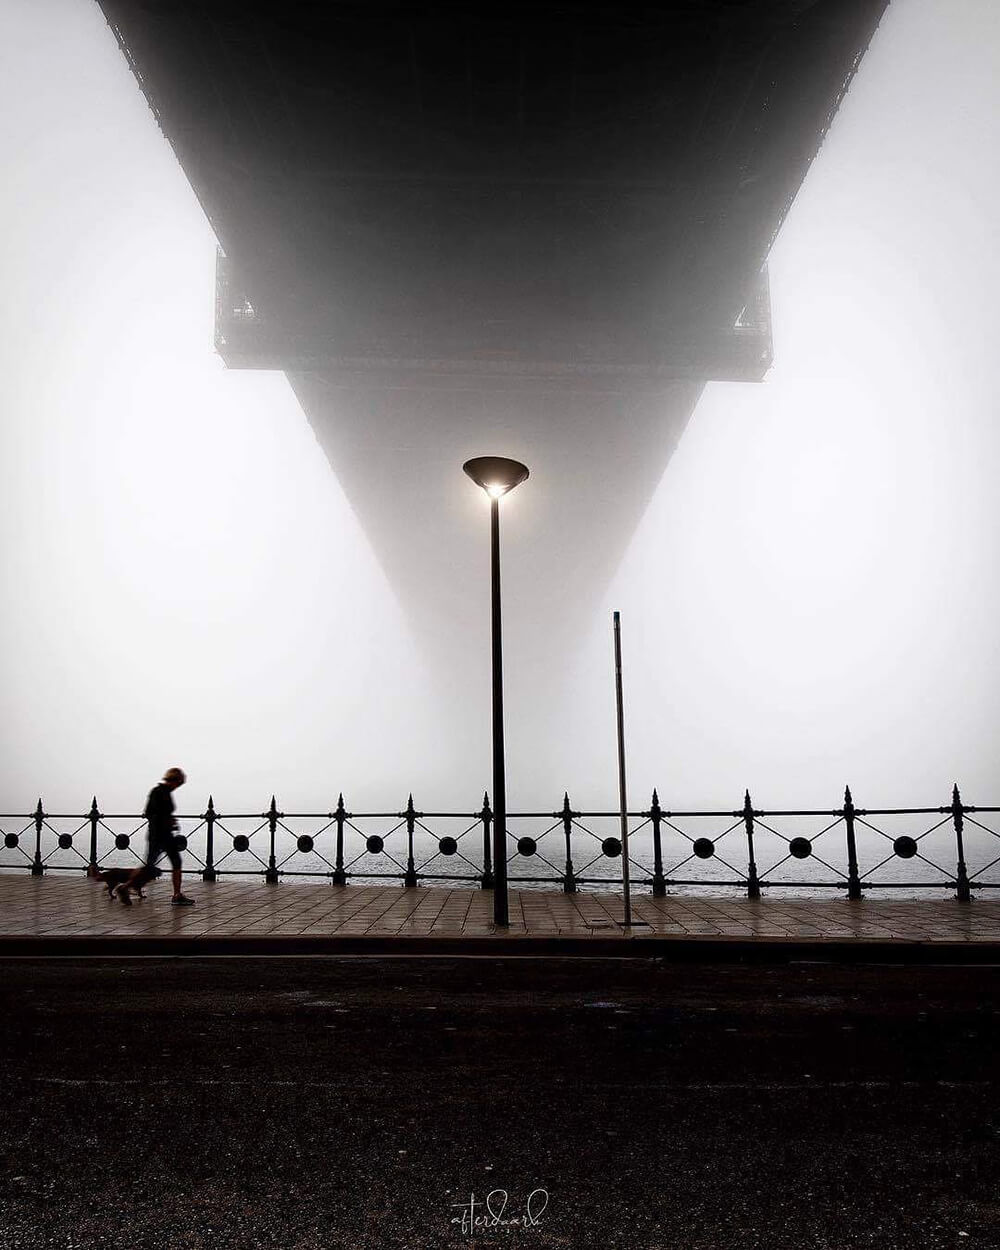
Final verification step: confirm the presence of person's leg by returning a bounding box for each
[165,839,193,904]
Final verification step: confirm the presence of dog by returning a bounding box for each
[87,863,147,899]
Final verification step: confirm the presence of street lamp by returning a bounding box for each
[463,455,529,927]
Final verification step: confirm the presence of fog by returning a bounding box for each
[1,0,999,821]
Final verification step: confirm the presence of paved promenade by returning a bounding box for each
[3,874,1000,957]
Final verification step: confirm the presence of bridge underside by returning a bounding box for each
[97,0,888,702]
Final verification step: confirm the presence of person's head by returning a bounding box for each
[162,767,186,790]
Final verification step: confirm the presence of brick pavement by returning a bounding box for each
[2,874,999,955]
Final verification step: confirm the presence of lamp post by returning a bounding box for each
[463,455,529,928]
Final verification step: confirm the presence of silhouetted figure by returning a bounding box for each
[116,767,194,906]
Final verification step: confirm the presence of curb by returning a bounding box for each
[2,934,999,962]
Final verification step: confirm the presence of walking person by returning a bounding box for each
[116,767,195,906]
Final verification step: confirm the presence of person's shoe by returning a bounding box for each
[171,894,195,906]
[115,885,132,907]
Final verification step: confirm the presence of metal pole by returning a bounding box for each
[332,793,346,886]
[31,799,44,876]
[561,792,577,893]
[952,783,972,903]
[265,794,279,884]
[743,790,761,899]
[650,789,666,897]
[613,611,632,928]
[203,796,217,883]
[843,785,862,901]
[88,797,100,871]
[404,793,417,887]
[479,792,494,889]
[490,496,509,927]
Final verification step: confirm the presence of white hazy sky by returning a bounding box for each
[1,0,998,819]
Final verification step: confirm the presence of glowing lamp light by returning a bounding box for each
[463,456,529,499]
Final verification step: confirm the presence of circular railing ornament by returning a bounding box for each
[601,837,622,858]
[366,835,384,854]
[789,837,812,860]
[517,836,537,857]
[58,833,73,850]
[893,835,918,859]
[296,835,314,853]
[174,835,188,851]
[114,834,130,851]
[692,837,715,860]
[438,836,458,857]
[4,833,18,849]
[232,834,250,853]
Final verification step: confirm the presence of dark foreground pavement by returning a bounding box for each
[1,957,999,1250]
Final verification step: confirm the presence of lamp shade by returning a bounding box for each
[463,456,530,498]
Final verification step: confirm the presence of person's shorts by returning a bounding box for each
[144,830,182,872]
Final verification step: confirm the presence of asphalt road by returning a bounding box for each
[1,956,999,1250]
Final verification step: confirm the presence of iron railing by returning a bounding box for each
[3,784,1000,900]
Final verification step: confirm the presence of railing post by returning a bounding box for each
[561,792,577,893]
[843,785,863,901]
[31,798,44,876]
[88,796,100,871]
[331,793,347,885]
[650,789,666,897]
[479,792,494,889]
[743,790,760,899]
[404,793,418,887]
[265,794,279,884]
[202,796,217,882]
[952,783,972,903]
